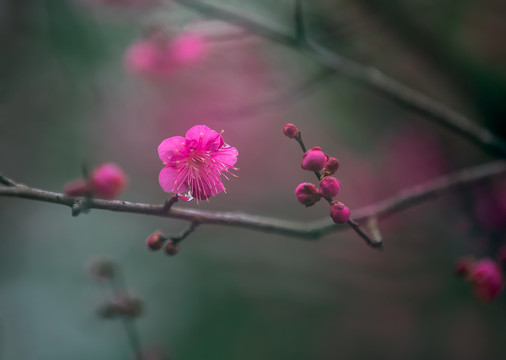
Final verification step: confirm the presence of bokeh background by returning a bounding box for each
[1,0,506,359]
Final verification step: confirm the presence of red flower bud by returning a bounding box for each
[319,176,341,198]
[283,123,299,139]
[323,157,340,175]
[330,201,351,224]
[295,182,321,207]
[301,147,327,172]
[146,231,166,251]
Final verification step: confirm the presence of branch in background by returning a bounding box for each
[294,0,305,42]
[217,68,335,121]
[175,0,506,157]
[2,160,505,242]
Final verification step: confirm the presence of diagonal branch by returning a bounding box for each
[174,0,506,157]
[2,161,505,242]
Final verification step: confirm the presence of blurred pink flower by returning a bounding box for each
[90,162,128,199]
[469,259,503,302]
[158,125,238,201]
[124,33,207,78]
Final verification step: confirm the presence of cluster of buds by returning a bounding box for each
[454,250,506,302]
[87,257,145,319]
[146,231,181,256]
[64,162,127,200]
[285,124,350,224]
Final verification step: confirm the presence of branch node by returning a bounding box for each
[0,174,17,187]
[71,199,90,217]
[163,195,178,212]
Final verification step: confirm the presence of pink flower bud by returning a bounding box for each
[165,239,180,256]
[283,123,299,139]
[295,182,321,207]
[90,163,127,199]
[323,157,340,175]
[319,176,341,198]
[330,201,351,224]
[301,147,327,172]
[469,259,503,302]
[454,257,474,278]
[64,179,89,197]
[146,231,166,251]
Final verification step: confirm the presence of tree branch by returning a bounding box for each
[174,0,506,157]
[2,161,505,242]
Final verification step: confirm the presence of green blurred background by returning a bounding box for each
[1,0,506,359]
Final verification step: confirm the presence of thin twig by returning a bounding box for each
[0,174,17,187]
[109,270,143,360]
[172,221,200,244]
[175,0,506,157]
[294,0,305,42]
[2,161,504,241]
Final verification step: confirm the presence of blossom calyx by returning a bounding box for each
[323,157,340,176]
[301,147,327,172]
[319,176,341,198]
[90,163,127,199]
[295,182,321,207]
[469,259,503,302]
[330,201,351,224]
[283,123,299,139]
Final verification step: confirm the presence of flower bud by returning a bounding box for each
[469,259,503,302]
[116,295,144,318]
[87,257,116,281]
[64,179,89,197]
[323,157,340,175]
[283,123,299,139]
[90,163,127,199]
[146,231,166,251]
[319,176,341,198]
[295,182,321,207]
[454,257,474,278]
[301,147,327,172]
[330,201,351,224]
[165,239,180,256]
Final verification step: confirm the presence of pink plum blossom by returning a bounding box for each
[90,163,127,199]
[169,33,207,66]
[158,125,238,201]
[124,33,207,78]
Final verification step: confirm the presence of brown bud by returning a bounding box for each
[164,239,180,256]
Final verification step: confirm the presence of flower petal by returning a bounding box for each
[159,166,188,194]
[185,125,223,150]
[213,145,238,167]
[158,136,186,163]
